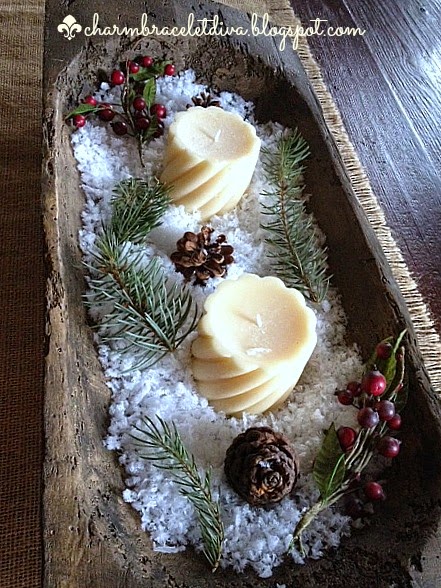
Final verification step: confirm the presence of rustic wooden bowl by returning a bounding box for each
[43,2,441,586]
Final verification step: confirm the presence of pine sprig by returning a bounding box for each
[109,178,171,244]
[131,416,224,571]
[261,131,330,303]
[85,178,199,371]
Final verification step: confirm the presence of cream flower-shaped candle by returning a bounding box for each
[191,273,317,416]
[160,107,260,220]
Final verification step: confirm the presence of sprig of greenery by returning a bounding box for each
[109,177,171,243]
[131,416,224,571]
[261,131,330,303]
[66,57,172,166]
[84,178,199,371]
[290,331,407,554]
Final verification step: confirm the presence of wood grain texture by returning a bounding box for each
[42,1,441,587]
[290,0,441,334]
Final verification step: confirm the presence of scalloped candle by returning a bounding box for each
[191,273,317,416]
[160,106,260,220]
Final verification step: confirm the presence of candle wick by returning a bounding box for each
[255,313,263,328]
[199,128,219,142]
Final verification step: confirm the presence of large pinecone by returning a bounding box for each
[170,226,234,286]
[224,427,299,506]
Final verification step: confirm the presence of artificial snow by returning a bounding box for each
[71,69,363,578]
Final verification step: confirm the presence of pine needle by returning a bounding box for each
[84,178,199,371]
[261,131,330,303]
[110,177,171,244]
[131,415,224,571]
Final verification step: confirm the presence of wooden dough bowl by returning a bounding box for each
[43,2,441,586]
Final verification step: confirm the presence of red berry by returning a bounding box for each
[337,426,357,451]
[377,436,401,458]
[388,414,402,430]
[73,114,86,128]
[361,370,387,397]
[98,106,115,122]
[345,496,365,519]
[83,95,97,106]
[364,481,385,501]
[128,60,140,74]
[132,96,146,111]
[141,55,154,68]
[151,103,167,118]
[110,70,125,85]
[135,117,150,131]
[337,389,353,406]
[375,399,396,422]
[164,63,175,76]
[153,120,165,138]
[347,381,362,397]
[357,407,379,429]
[111,121,128,136]
[376,342,393,360]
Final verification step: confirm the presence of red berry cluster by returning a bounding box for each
[334,340,406,516]
[66,55,176,163]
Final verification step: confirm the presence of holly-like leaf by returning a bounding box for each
[143,78,156,109]
[313,423,346,501]
[130,60,172,82]
[366,329,407,392]
[66,103,99,118]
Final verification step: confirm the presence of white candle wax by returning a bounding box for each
[191,273,317,416]
[160,107,261,220]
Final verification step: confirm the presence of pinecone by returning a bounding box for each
[186,91,222,109]
[170,226,234,286]
[224,427,299,506]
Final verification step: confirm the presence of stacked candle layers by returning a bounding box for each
[160,106,261,220]
[191,274,317,417]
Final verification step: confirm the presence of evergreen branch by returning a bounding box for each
[261,131,330,303]
[131,416,224,571]
[86,239,199,370]
[84,178,199,371]
[109,177,171,244]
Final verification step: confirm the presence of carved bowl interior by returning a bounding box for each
[43,31,441,588]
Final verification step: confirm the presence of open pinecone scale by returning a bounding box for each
[170,226,234,286]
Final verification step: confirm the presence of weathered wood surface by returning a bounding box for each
[293,0,441,334]
[43,1,441,586]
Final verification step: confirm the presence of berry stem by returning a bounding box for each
[290,499,327,555]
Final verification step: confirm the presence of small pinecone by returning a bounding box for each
[187,91,222,109]
[170,226,234,286]
[224,427,299,506]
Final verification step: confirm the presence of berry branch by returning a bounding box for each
[65,54,176,166]
[290,330,407,555]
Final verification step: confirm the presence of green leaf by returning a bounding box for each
[143,78,156,109]
[366,329,407,392]
[66,103,99,118]
[131,60,172,81]
[313,423,346,500]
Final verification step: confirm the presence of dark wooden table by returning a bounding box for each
[292,0,441,334]
[2,1,441,586]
